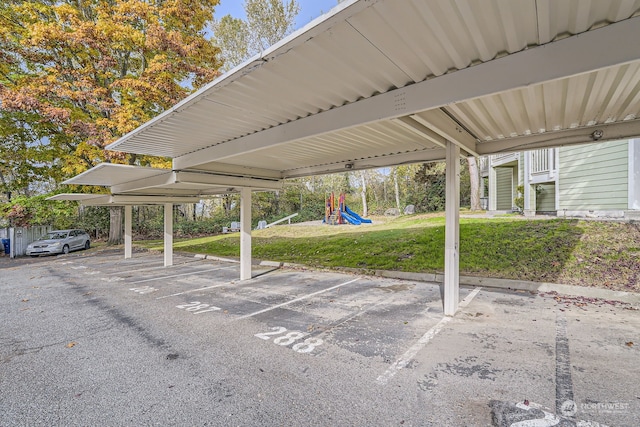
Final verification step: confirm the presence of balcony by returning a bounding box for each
[528,148,557,184]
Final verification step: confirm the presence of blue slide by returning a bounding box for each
[340,210,361,225]
[345,206,372,223]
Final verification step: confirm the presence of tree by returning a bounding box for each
[414,162,447,212]
[468,156,481,210]
[392,167,401,212]
[213,0,300,70]
[359,170,368,217]
[0,112,46,202]
[0,194,77,228]
[0,0,222,243]
[413,160,472,212]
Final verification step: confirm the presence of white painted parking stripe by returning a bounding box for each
[103,259,208,275]
[376,287,482,385]
[127,266,235,284]
[155,281,237,300]
[235,277,361,320]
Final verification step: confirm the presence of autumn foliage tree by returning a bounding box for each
[0,0,222,242]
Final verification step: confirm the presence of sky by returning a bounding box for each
[215,0,340,30]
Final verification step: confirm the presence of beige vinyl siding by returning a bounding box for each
[496,167,514,210]
[558,140,628,210]
[536,183,556,211]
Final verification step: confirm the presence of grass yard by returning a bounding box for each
[136,214,640,292]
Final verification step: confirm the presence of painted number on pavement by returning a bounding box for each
[255,326,323,354]
[176,301,221,314]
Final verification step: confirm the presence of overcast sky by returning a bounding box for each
[215,0,340,29]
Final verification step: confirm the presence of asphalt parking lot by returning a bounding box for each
[1,249,638,426]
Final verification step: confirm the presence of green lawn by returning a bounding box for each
[136,214,640,292]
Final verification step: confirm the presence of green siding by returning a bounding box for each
[518,152,524,185]
[559,140,628,210]
[496,167,513,210]
[536,183,556,212]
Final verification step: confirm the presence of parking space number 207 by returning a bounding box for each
[175,301,221,314]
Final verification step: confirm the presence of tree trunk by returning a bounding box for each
[360,170,368,217]
[0,170,11,202]
[108,206,123,245]
[393,167,401,211]
[382,177,387,203]
[372,179,379,206]
[223,195,233,213]
[468,156,481,211]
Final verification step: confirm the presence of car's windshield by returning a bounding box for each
[43,232,68,240]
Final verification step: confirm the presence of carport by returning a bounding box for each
[50,163,282,270]
[54,0,640,315]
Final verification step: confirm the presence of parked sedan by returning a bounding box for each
[26,229,91,257]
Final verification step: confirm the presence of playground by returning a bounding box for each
[324,192,372,226]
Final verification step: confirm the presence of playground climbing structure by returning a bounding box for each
[324,193,372,225]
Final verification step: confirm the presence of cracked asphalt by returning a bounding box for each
[0,249,638,426]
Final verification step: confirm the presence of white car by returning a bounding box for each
[26,229,91,257]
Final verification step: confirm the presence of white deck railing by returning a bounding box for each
[530,149,555,174]
[528,148,557,183]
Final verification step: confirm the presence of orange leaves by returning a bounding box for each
[2,0,222,182]
[43,106,71,123]
[1,91,41,112]
[111,0,156,25]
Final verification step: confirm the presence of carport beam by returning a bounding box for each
[124,205,132,259]
[164,203,173,267]
[240,188,252,280]
[444,141,460,316]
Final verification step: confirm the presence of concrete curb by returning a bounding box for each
[191,253,273,266]
[192,253,640,305]
[317,266,640,305]
[456,275,640,305]
[204,255,240,264]
[259,260,282,267]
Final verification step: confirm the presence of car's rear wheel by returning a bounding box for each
[84,241,90,250]
[30,255,38,258]
[62,245,70,255]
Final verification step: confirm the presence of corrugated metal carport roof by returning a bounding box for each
[61,164,283,198]
[48,193,202,205]
[103,0,640,181]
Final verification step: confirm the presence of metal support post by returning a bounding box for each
[444,141,460,316]
[124,205,132,259]
[164,203,173,267]
[240,188,252,280]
